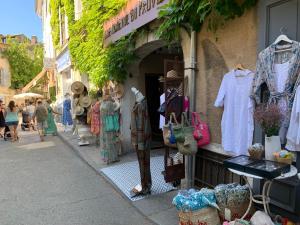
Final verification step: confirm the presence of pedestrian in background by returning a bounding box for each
[34,100,48,141]
[26,101,36,130]
[0,100,5,138]
[4,100,19,142]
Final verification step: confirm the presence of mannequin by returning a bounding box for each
[130,87,152,196]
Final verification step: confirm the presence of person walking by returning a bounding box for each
[44,99,60,136]
[4,100,19,142]
[26,101,36,130]
[34,100,48,141]
[0,100,5,138]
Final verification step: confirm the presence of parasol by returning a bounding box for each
[13,93,44,100]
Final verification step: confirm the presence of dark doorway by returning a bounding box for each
[145,73,164,144]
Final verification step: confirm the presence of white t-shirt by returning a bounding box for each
[214,69,254,155]
[26,105,35,114]
[286,86,300,151]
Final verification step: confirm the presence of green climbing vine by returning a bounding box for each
[49,0,257,87]
[156,0,258,43]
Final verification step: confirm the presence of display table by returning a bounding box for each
[229,165,298,219]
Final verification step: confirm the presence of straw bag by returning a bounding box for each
[178,207,221,225]
[174,113,198,155]
[163,113,179,148]
[191,112,210,147]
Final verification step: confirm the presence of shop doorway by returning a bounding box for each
[145,73,164,143]
[139,44,184,149]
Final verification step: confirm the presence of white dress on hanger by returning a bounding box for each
[286,86,300,151]
[214,69,254,155]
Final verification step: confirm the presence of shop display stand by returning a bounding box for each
[162,76,185,187]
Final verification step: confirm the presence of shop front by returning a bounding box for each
[101,0,300,222]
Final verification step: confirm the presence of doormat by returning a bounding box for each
[100,156,176,201]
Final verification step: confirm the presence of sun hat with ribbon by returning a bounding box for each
[71,81,85,95]
[75,105,84,116]
[79,96,92,108]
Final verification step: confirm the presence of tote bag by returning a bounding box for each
[192,112,210,147]
[163,113,179,148]
[174,112,198,155]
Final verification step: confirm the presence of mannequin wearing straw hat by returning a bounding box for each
[99,86,121,164]
[130,87,152,196]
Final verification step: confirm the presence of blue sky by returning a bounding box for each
[0,0,42,42]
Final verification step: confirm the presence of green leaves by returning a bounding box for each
[157,0,257,43]
[2,40,43,89]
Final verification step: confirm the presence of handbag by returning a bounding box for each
[192,112,210,147]
[175,112,198,155]
[104,113,120,132]
[162,113,179,147]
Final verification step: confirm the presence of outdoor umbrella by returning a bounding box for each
[13,93,44,100]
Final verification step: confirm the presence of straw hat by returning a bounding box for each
[71,81,85,94]
[75,105,84,116]
[113,83,124,99]
[79,96,92,108]
[166,70,180,79]
[103,86,111,97]
[158,76,165,83]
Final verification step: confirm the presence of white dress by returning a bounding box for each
[214,69,254,155]
[159,93,165,129]
[286,86,300,151]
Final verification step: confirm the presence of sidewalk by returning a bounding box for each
[57,126,179,225]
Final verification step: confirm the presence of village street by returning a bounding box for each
[0,131,154,225]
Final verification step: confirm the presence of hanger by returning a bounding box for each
[274,27,293,52]
[234,63,246,71]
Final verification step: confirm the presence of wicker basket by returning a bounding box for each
[248,149,264,160]
[178,207,220,225]
[275,156,293,165]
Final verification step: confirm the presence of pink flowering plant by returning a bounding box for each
[254,104,283,137]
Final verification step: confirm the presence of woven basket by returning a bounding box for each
[178,207,221,225]
[219,201,253,222]
[248,149,264,160]
[275,156,293,165]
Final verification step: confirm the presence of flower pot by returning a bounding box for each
[265,135,281,161]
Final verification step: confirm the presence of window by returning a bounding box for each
[74,0,83,20]
[59,7,67,46]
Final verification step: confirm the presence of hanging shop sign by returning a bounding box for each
[103,0,169,46]
[56,49,71,73]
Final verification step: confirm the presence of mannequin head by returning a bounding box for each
[131,87,144,103]
[65,93,70,100]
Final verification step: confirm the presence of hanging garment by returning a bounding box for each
[62,99,73,126]
[100,100,120,164]
[166,89,183,123]
[251,41,300,141]
[215,69,254,155]
[44,106,57,135]
[131,99,152,150]
[159,93,165,129]
[131,98,152,193]
[91,101,101,135]
[286,86,300,151]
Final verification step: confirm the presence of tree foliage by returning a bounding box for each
[156,0,258,43]
[2,40,44,89]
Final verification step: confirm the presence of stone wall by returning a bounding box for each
[194,8,258,154]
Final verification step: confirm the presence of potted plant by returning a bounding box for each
[254,104,283,160]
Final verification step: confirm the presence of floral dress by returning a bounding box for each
[100,99,120,164]
[91,101,101,135]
